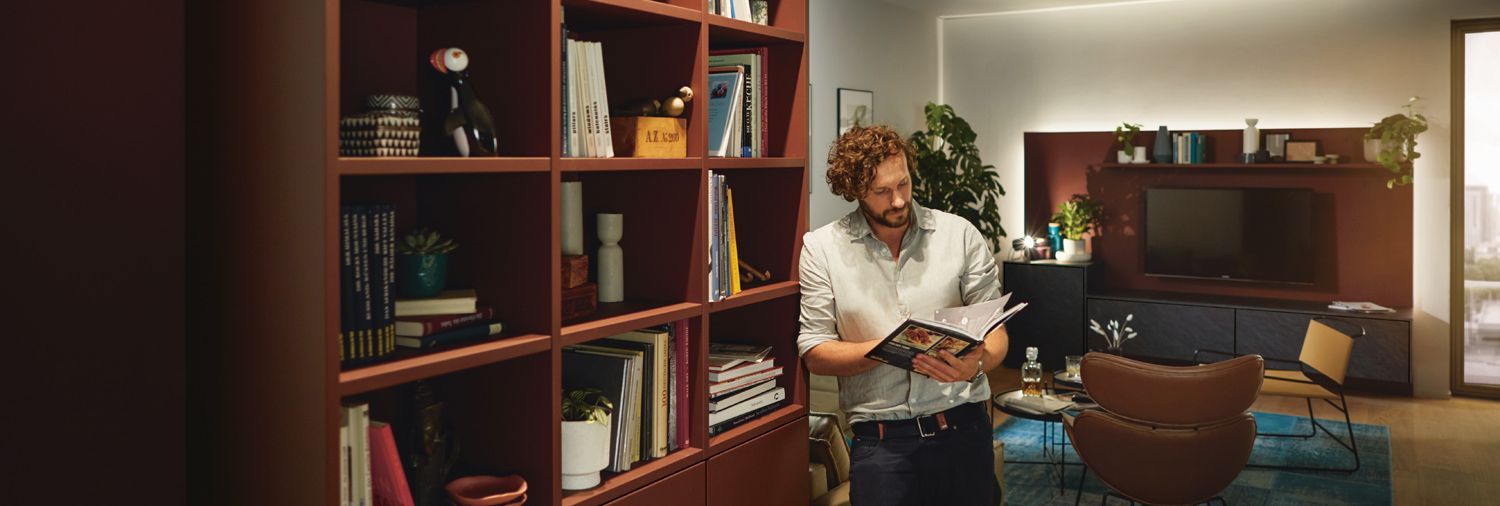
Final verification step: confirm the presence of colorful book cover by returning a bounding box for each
[727,187,742,295]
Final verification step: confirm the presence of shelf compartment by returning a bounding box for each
[339,171,554,355]
[706,296,805,444]
[706,157,804,170]
[707,15,806,45]
[336,157,550,175]
[706,403,806,456]
[561,448,703,506]
[711,168,806,296]
[562,301,703,346]
[559,157,702,172]
[339,333,549,396]
[709,280,798,313]
[340,0,552,157]
[562,0,702,31]
[570,19,704,160]
[703,42,807,158]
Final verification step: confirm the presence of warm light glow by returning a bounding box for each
[1023,236,1038,248]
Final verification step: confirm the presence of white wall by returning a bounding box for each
[809,0,940,229]
[941,0,1500,397]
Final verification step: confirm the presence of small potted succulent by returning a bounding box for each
[1051,194,1102,263]
[1364,96,1428,188]
[1115,122,1144,164]
[561,388,614,491]
[397,228,459,298]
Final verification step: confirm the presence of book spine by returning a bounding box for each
[383,205,396,356]
[739,63,753,157]
[595,41,614,158]
[727,186,742,295]
[373,206,387,357]
[708,171,719,301]
[354,206,370,360]
[406,307,496,336]
[666,323,677,453]
[758,49,768,156]
[340,410,350,506]
[674,319,690,449]
[708,400,784,436]
[340,208,353,364]
[718,174,729,299]
[399,322,503,349]
[560,9,569,157]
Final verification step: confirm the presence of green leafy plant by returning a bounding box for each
[1364,96,1428,188]
[1050,194,1102,240]
[397,227,459,255]
[562,388,614,425]
[1114,122,1142,152]
[908,102,1007,252]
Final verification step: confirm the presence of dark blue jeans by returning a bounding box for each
[848,412,997,506]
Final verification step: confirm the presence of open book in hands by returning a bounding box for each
[864,293,1027,374]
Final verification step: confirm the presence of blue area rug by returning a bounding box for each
[994,411,1392,505]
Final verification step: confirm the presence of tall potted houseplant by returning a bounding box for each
[1364,96,1428,188]
[1052,194,1101,263]
[908,102,1007,252]
[397,228,459,298]
[561,388,614,490]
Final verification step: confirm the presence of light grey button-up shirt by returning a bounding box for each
[796,201,1001,424]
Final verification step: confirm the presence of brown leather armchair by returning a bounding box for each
[1063,353,1264,505]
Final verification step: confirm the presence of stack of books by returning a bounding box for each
[708,48,767,158]
[561,320,692,472]
[560,23,615,158]
[393,292,503,349]
[1170,132,1210,164]
[708,342,785,436]
[707,172,744,302]
[340,403,415,506]
[341,205,397,366]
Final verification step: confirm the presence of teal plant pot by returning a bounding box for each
[398,253,448,299]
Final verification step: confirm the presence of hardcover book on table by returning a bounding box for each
[864,294,1026,373]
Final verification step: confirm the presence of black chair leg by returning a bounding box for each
[1247,394,1360,473]
[1256,397,1316,438]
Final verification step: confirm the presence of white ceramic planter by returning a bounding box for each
[1132,146,1148,164]
[1056,238,1091,263]
[1117,150,1133,164]
[561,419,611,490]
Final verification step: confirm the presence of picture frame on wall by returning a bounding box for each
[837,88,873,136]
[1285,140,1320,162]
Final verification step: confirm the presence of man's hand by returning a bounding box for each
[912,349,982,383]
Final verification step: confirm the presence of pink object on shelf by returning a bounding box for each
[445,475,528,506]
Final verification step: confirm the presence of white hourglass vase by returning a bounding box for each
[597,213,624,303]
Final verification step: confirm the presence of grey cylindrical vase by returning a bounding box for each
[1153,126,1172,163]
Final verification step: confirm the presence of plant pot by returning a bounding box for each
[398,253,449,299]
[561,419,611,490]
[1363,138,1405,164]
[1116,150,1133,164]
[1131,146,1148,164]
[1056,238,1091,263]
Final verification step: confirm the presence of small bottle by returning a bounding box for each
[1047,223,1062,259]
[1021,347,1045,397]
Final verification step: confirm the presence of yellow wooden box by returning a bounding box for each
[610,116,688,158]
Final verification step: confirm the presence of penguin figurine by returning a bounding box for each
[429,47,498,157]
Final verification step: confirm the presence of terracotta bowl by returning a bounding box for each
[446,475,528,506]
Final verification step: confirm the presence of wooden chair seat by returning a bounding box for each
[1261,370,1339,400]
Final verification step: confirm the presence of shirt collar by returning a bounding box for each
[838,201,938,241]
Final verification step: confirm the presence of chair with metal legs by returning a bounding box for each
[1195,317,1364,473]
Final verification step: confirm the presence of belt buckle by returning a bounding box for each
[916,416,938,438]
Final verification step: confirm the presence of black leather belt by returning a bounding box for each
[851,401,989,439]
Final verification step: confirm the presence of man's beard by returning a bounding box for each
[860,201,910,229]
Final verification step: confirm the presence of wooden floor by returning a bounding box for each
[986,367,1500,504]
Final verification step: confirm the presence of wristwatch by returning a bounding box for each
[969,356,985,382]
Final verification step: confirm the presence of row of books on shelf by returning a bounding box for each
[708,48,768,158]
[1170,132,1211,164]
[560,15,616,158]
[562,320,691,472]
[708,342,784,436]
[341,205,397,365]
[340,403,413,506]
[393,290,505,349]
[708,0,769,25]
[708,171,743,302]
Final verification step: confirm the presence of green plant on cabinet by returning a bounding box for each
[1051,194,1101,240]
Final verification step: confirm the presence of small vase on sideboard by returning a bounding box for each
[1132,146,1147,164]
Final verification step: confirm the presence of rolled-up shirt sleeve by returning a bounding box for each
[959,222,1001,306]
[796,237,840,357]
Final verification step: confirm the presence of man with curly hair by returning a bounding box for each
[798,125,1008,505]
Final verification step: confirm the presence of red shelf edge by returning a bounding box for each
[706,403,807,456]
[560,302,704,346]
[707,15,806,43]
[560,448,704,506]
[709,280,799,312]
[338,333,551,396]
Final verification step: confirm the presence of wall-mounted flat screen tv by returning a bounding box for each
[1144,187,1315,284]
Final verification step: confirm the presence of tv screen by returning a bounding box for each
[1144,187,1315,284]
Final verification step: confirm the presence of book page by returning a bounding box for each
[930,293,1011,339]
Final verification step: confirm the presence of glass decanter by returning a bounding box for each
[1021,346,1045,397]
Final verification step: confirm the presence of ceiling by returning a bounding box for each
[876,0,1152,17]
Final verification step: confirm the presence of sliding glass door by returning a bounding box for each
[1455,18,1500,398]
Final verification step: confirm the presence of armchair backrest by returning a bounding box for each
[1080,352,1264,427]
[1300,318,1357,385]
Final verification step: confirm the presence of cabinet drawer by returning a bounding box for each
[707,417,809,506]
[606,463,705,506]
[1086,299,1233,362]
[1236,310,1409,383]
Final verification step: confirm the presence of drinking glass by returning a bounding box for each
[1065,355,1083,379]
